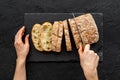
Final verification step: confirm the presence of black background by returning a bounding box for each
[0,0,120,80]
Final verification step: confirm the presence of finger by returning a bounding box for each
[94,53,98,56]
[78,44,83,55]
[16,26,25,39]
[97,55,100,61]
[93,53,97,59]
[25,34,29,45]
[84,44,90,52]
[90,50,94,53]
[18,26,25,38]
[16,26,25,35]
[96,55,99,66]
[15,26,25,43]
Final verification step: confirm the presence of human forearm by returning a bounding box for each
[14,26,30,80]
[14,59,26,80]
[83,68,98,80]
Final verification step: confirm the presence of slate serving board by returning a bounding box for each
[24,13,103,62]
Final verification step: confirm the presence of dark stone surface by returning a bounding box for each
[0,0,120,80]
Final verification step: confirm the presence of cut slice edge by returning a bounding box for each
[52,21,59,52]
[63,20,72,51]
[40,22,53,51]
[56,21,64,52]
[68,18,81,49]
[31,23,43,51]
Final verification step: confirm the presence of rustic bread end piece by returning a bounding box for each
[41,22,53,51]
[63,20,72,51]
[75,13,99,44]
[31,23,43,51]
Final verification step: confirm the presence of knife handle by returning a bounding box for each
[79,42,86,52]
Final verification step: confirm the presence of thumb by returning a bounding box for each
[25,34,29,45]
[78,44,83,56]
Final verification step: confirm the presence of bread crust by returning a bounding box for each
[63,20,72,51]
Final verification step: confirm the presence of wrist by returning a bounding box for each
[16,58,26,65]
[17,55,27,62]
[83,69,98,80]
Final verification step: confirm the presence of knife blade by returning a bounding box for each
[72,13,85,50]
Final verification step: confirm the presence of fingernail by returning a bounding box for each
[27,34,29,37]
[22,26,25,28]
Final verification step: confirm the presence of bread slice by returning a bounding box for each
[40,22,53,51]
[74,13,99,44]
[68,18,81,49]
[56,21,64,52]
[31,24,43,51]
[52,21,59,52]
[63,20,72,51]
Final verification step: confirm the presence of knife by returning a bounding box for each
[72,13,86,50]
